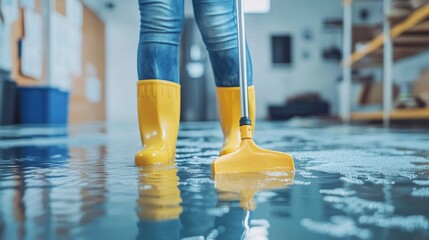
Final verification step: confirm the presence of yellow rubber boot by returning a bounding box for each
[216,86,255,156]
[135,80,181,166]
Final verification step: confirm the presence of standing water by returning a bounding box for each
[0,121,428,240]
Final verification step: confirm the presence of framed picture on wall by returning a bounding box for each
[271,35,292,65]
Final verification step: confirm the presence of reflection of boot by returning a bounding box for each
[216,86,255,156]
[215,172,294,210]
[214,172,294,240]
[137,166,182,240]
[135,80,181,166]
[137,166,182,221]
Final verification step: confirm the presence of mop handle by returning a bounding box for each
[236,0,251,124]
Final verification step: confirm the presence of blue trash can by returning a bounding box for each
[17,87,69,125]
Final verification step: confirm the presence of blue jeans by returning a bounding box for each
[137,0,253,87]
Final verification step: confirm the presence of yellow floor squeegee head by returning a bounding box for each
[212,0,295,175]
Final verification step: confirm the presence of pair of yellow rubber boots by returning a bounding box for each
[135,80,255,166]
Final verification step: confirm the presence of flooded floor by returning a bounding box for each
[0,120,428,240]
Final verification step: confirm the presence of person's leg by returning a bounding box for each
[192,0,252,87]
[136,0,184,166]
[138,0,184,83]
[192,0,256,156]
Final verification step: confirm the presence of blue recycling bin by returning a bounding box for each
[17,87,69,125]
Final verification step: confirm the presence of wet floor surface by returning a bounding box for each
[0,121,428,240]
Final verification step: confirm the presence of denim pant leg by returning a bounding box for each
[137,0,184,83]
[192,0,253,87]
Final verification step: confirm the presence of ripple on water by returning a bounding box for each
[359,215,429,232]
[323,196,395,215]
[411,188,429,197]
[413,180,429,186]
[340,176,364,185]
[293,180,311,185]
[206,205,230,217]
[296,149,429,184]
[300,216,372,239]
[319,188,356,196]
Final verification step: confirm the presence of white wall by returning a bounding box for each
[101,1,140,123]
[245,0,342,118]
[0,15,13,70]
[102,0,343,122]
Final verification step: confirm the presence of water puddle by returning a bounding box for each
[0,122,428,239]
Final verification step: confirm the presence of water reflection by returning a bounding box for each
[136,165,182,240]
[1,123,428,239]
[0,144,109,239]
[0,145,68,240]
[70,146,108,227]
[134,163,295,240]
[215,171,295,210]
[215,171,295,239]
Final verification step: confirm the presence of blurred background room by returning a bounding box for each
[1,1,429,239]
[1,0,429,126]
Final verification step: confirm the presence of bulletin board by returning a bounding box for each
[11,0,106,123]
[69,4,106,123]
